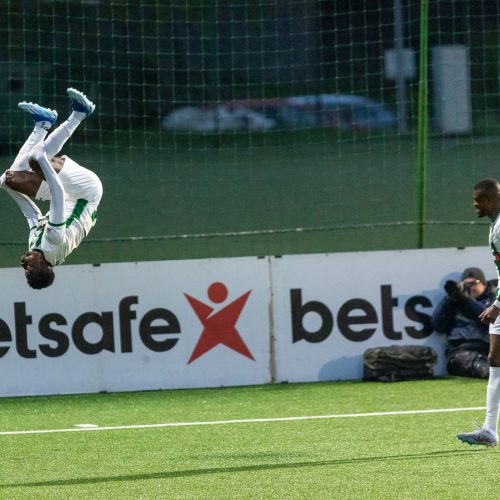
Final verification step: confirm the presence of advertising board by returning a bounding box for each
[0,247,494,396]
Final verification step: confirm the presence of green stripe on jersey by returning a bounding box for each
[34,226,45,247]
[491,242,500,273]
[66,199,88,227]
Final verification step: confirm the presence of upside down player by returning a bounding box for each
[457,178,500,447]
[0,88,102,289]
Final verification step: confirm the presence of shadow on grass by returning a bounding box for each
[1,448,487,489]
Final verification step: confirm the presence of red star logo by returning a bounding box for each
[184,282,255,364]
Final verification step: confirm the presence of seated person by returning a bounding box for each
[432,267,496,379]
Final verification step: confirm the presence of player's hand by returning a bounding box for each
[479,305,500,324]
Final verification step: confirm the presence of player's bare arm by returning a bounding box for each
[4,157,65,198]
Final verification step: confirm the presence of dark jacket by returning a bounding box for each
[431,283,496,356]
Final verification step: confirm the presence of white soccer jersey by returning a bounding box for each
[28,199,97,265]
[490,211,500,308]
[25,153,102,266]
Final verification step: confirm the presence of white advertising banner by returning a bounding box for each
[0,246,495,396]
[271,247,494,382]
[0,257,271,397]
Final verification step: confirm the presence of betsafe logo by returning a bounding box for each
[0,281,256,362]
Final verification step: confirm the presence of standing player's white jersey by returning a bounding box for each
[490,212,500,308]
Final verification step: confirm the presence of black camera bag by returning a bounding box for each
[363,345,438,382]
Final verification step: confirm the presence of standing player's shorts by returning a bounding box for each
[35,155,102,206]
[490,312,500,335]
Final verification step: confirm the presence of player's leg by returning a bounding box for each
[3,102,58,197]
[483,331,500,433]
[10,103,58,172]
[457,323,500,447]
[44,88,95,158]
[33,88,95,201]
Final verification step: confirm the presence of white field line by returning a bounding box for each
[0,406,485,437]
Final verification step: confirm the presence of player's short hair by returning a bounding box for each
[26,266,55,289]
[474,178,499,199]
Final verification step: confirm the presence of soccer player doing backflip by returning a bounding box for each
[0,88,102,289]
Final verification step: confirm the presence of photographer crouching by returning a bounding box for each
[432,267,497,379]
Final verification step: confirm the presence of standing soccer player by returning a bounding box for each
[457,178,500,447]
[0,88,102,289]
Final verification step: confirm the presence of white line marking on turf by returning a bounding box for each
[74,424,99,428]
[0,406,485,436]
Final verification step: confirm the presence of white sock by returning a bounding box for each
[72,110,87,122]
[44,112,84,158]
[483,366,500,434]
[10,125,49,171]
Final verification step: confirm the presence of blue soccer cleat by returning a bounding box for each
[18,102,58,128]
[67,87,95,117]
[457,427,498,448]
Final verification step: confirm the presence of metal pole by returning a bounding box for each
[394,0,408,134]
[417,0,429,248]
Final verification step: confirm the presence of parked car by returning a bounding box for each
[161,105,275,132]
[161,94,396,132]
[281,94,397,131]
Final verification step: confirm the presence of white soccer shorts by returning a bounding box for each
[490,312,500,335]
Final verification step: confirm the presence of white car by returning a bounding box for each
[162,105,276,132]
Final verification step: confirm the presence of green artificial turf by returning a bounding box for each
[2,378,498,499]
